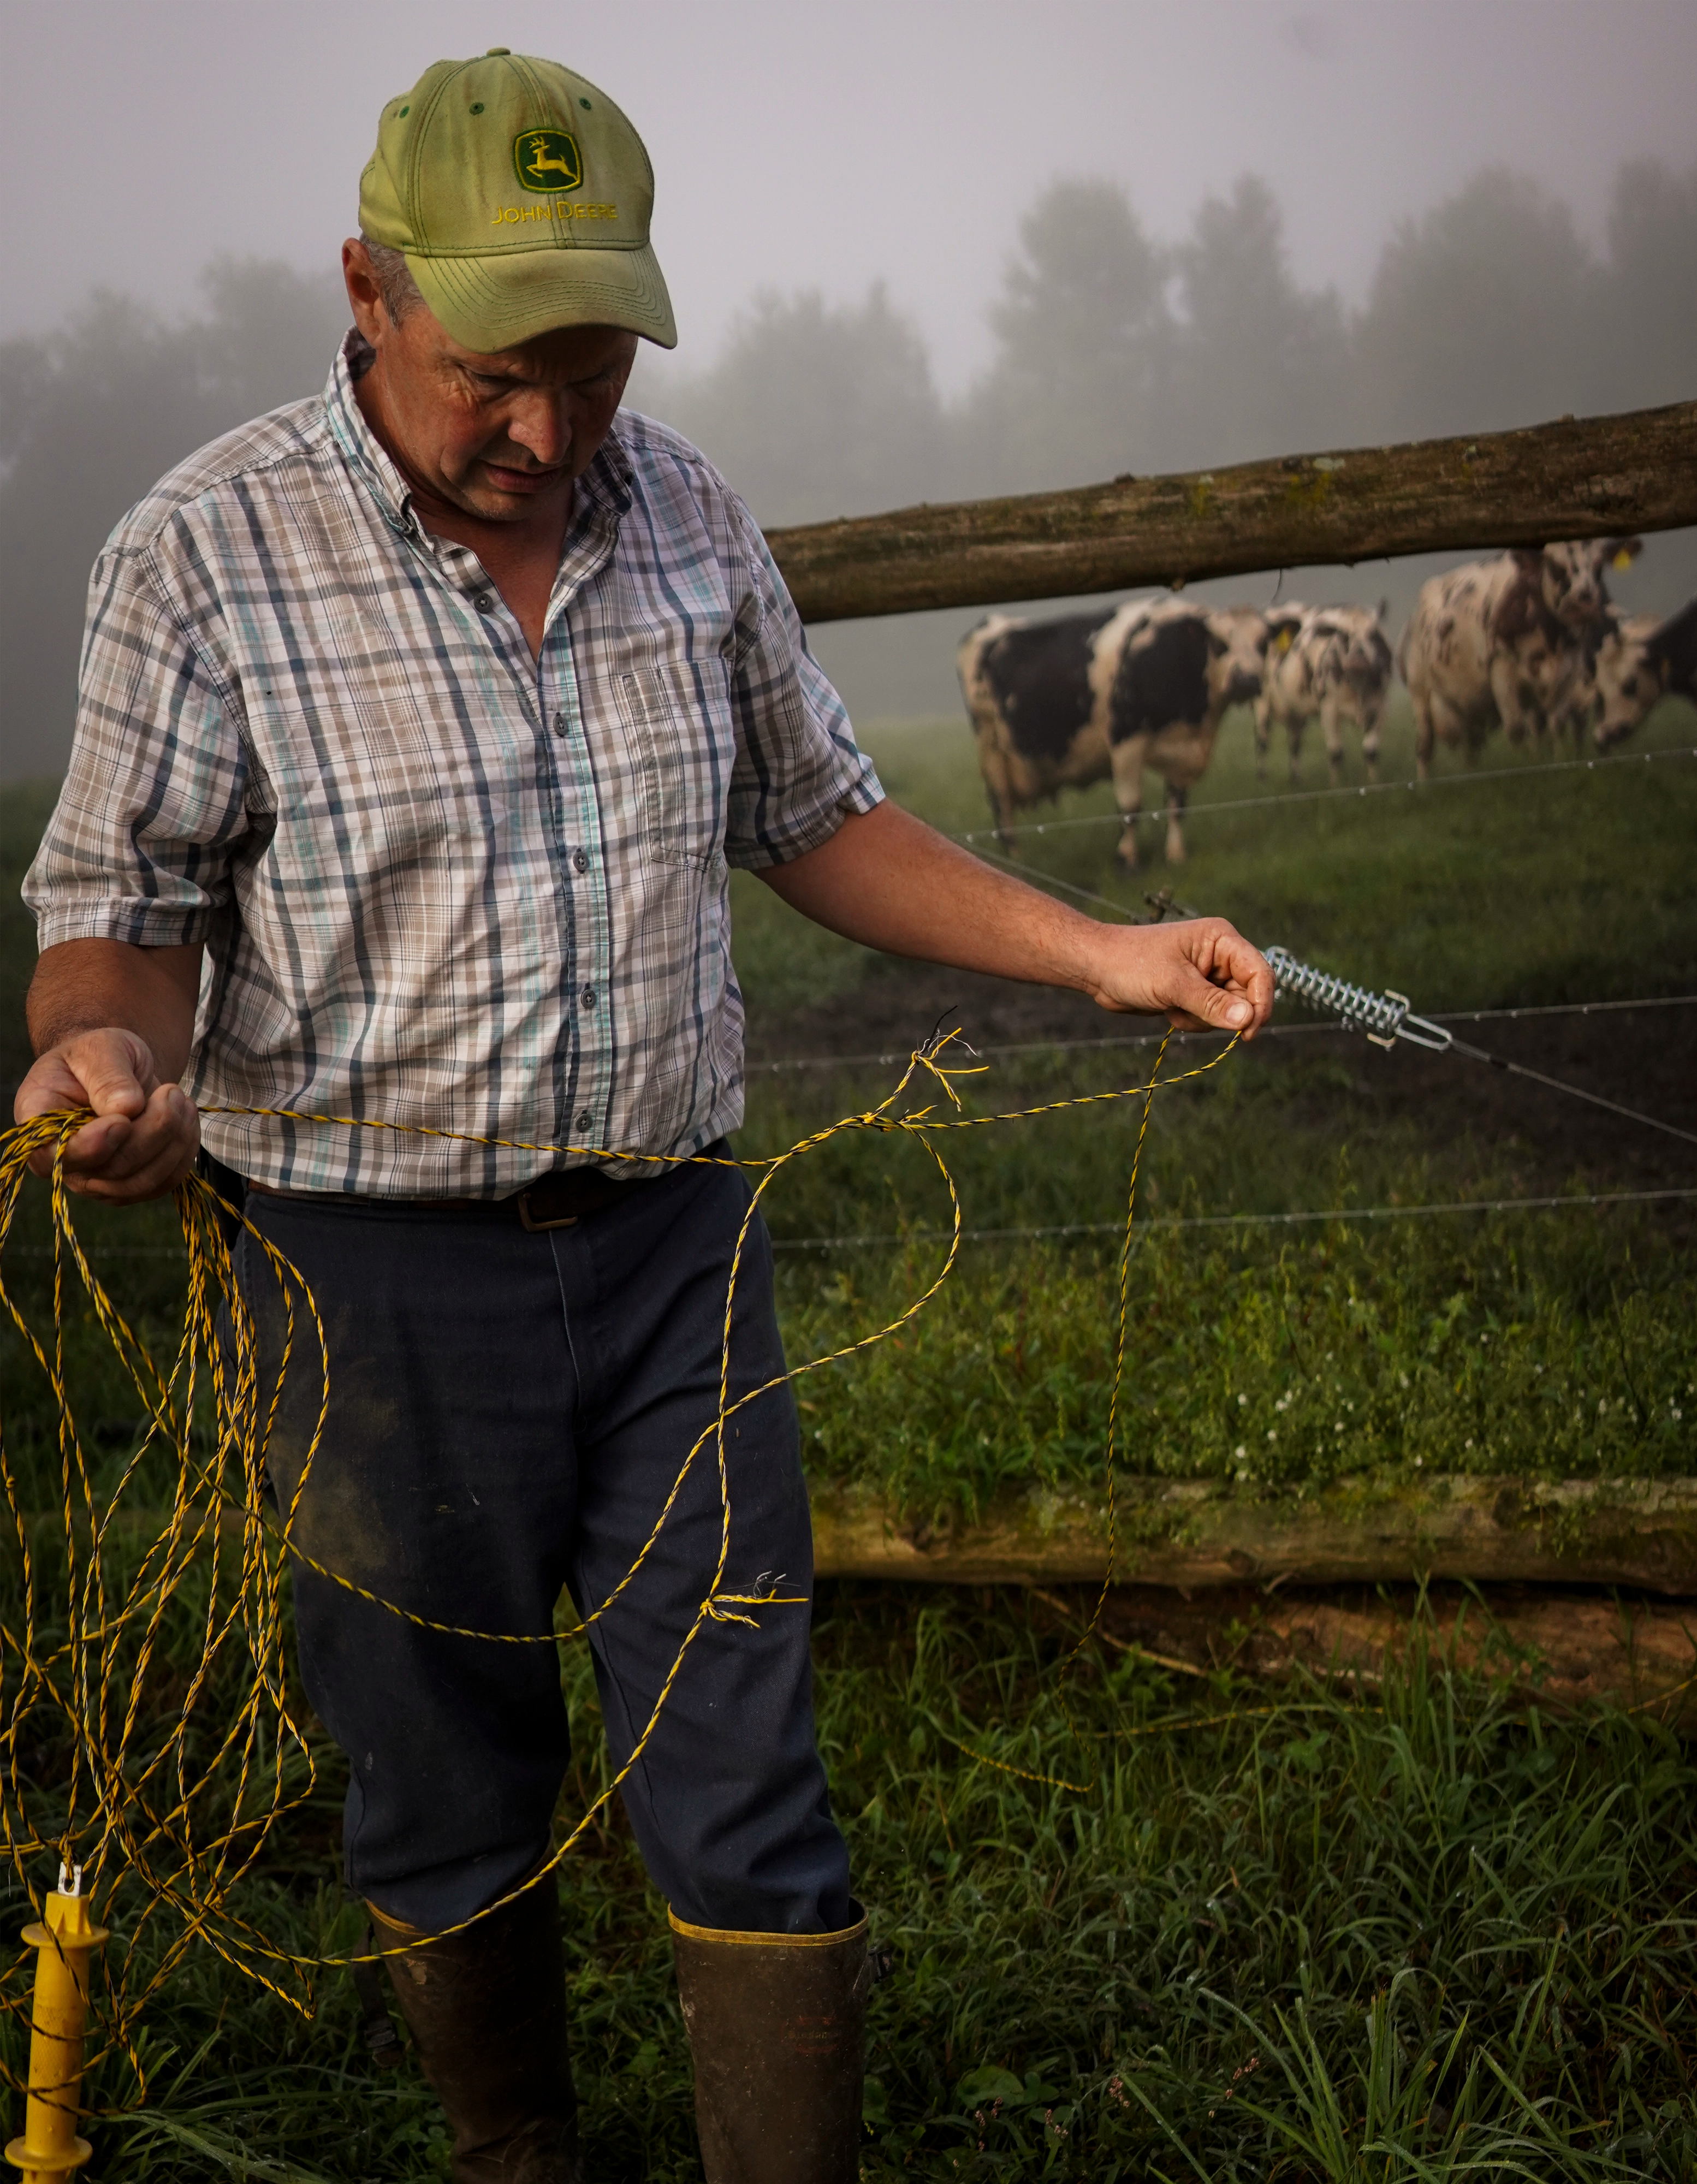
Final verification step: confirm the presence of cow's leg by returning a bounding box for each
[1361,701,1383,782]
[1253,694,1271,780]
[1416,690,1468,780]
[1321,695,1345,786]
[1489,656,1534,750]
[1109,738,1146,870]
[1287,711,1306,785]
[1411,691,1435,781]
[1163,782,1190,864]
[976,731,1020,854]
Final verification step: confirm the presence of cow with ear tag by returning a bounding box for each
[1254,601,1395,785]
[1398,537,1643,776]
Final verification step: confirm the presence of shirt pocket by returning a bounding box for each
[613,652,732,873]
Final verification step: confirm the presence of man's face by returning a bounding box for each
[343,240,639,524]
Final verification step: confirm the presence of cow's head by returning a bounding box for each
[1336,602,1393,687]
[1517,537,1645,631]
[1204,606,1279,705]
[1589,608,1668,749]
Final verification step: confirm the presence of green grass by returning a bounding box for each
[728,694,1697,1018]
[6,1569,1697,2180]
[5,699,1697,2176]
[714,691,1697,1520]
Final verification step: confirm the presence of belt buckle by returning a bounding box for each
[517,1186,578,1233]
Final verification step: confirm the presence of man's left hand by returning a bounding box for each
[1071,915,1273,1037]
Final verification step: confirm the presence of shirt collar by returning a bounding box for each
[323,328,636,542]
[325,330,418,538]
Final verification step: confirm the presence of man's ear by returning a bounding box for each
[341,238,389,344]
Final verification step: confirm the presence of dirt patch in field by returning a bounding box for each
[746,956,1697,1206]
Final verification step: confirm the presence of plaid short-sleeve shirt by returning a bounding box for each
[25,335,882,1196]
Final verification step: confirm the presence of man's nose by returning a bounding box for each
[502,392,571,467]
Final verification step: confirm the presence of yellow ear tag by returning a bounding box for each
[1612,548,1634,570]
[1276,627,1295,653]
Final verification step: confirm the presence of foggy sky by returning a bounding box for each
[5,0,1695,391]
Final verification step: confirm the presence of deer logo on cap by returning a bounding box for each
[514,129,583,193]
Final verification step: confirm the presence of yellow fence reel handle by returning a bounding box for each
[6,1866,108,2183]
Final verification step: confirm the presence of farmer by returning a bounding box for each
[15,50,1271,2184]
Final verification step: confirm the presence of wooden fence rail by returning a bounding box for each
[810,1474,1697,1593]
[764,399,1697,624]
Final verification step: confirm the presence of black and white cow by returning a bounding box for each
[1398,537,1643,776]
[1584,595,1697,749]
[1254,602,1395,785]
[957,598,1278,866]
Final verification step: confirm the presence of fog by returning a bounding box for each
[3,1,1695,775]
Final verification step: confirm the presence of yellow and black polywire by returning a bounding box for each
[0,1023,1236,2106]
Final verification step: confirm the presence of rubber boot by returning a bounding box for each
[671,1905,870,2184]
[369,1878,580,2184]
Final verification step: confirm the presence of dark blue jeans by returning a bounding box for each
[236,1153,851,1936]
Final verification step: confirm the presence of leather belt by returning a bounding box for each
[246,1163,657,1231]
[514,1164,653,1231]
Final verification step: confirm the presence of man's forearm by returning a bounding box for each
[28,939,204,1082]
[758,800,1271,1034]
[758,803,1103,990]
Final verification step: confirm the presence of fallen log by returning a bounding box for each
[1046,1581,1697,1726]
[809,1474,1697,1593]
[763,400,1697,623]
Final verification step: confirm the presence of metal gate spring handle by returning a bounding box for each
[1263,945,1453,1052]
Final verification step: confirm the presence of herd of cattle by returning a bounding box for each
[956,540,1697,864]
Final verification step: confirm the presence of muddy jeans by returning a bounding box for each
[229,1152,851,1936]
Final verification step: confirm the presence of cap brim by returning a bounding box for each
[408,240,677,353]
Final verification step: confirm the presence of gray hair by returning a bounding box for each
[361,237,425,328]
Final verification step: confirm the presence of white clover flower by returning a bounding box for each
[1235,1444,1247,1459]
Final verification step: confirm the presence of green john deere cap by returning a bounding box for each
[359,50,677,352]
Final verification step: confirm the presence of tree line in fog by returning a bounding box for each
[4,161,1695,773]
[638,160,1697,520]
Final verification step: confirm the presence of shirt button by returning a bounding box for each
[572,848,590,874]
[474,593,494,613]
[580,985,598,1011]
[574,1109,593,1132]
[551,712,568,737]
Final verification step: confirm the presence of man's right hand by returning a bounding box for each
[14,1029,201,1202]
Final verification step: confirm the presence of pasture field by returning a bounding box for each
[3,692,1697,2179]
[733,691,1697,1523]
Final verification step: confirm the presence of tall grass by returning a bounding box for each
[4,1581,1697,2180]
